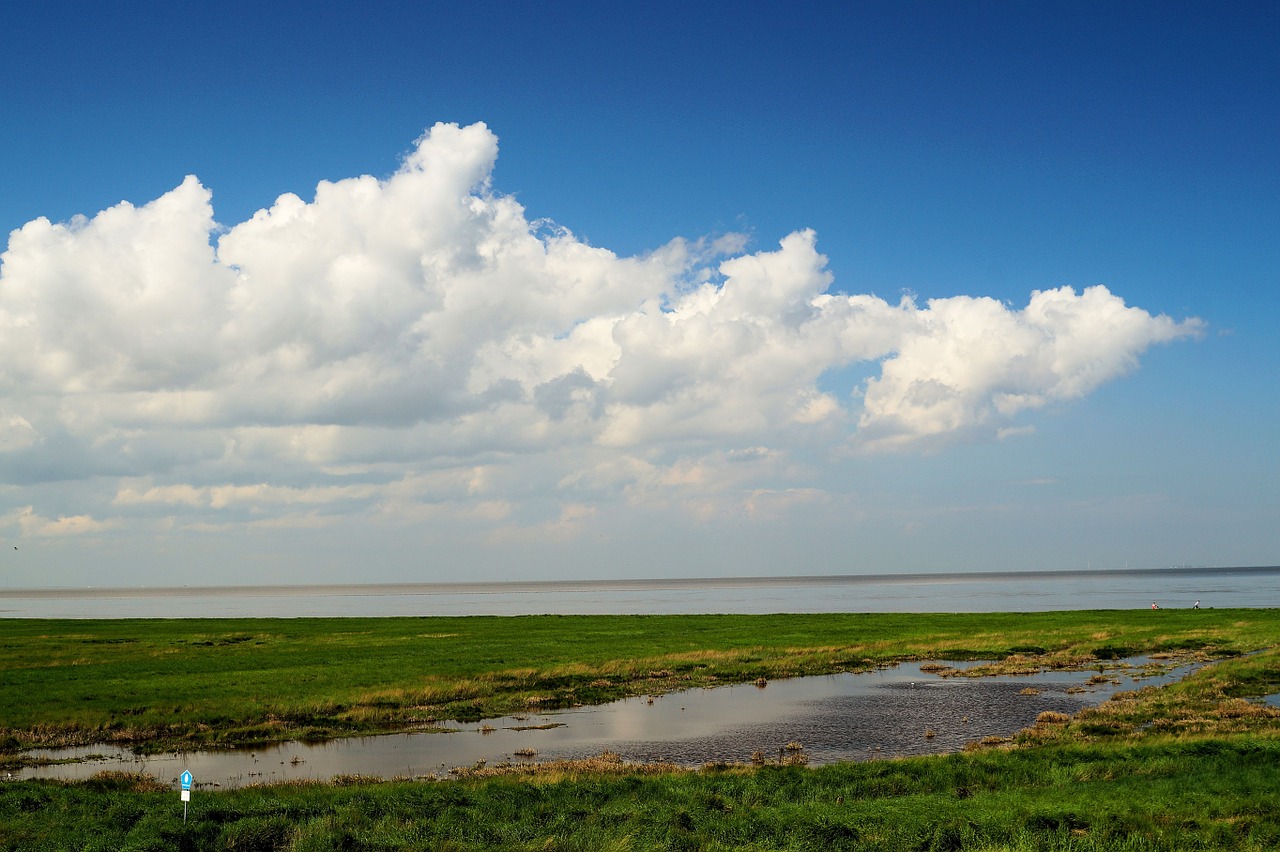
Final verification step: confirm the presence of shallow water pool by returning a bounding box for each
[13,658,1197,789]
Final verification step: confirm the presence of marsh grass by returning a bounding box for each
[5,739,1280,850]
[1,610,1275,753]
[1018,647,1280,746]
[5,611,1280,849]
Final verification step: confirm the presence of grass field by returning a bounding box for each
[2,609,1275,751]
[3,738,1280,851]
[2,610,1280,850]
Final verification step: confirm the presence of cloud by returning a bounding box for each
[857,286,1201,451]
[16,507,116,537]
[0,122,1202,538]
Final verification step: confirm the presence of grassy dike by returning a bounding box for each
[2,609,1280,850]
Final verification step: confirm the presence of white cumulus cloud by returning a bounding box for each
[0,122,1202,540]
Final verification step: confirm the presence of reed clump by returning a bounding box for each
[917,662,953,674]
[1034,711,1072,725]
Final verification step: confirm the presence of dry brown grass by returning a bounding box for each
[964,735,1012,751]
[1006,651,1280,749]
[1216,698,1280,719]
[447,751,686,781]
[917,662,953,674]
[331,774,385,786]
[80,771,169,792]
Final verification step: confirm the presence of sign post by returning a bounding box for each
[180,770,193,823]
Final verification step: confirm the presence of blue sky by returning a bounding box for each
[1,2,1276,588]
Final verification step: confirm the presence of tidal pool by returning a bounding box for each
[14,659,1197,789]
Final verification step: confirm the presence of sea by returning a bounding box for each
[2,566,1277,619]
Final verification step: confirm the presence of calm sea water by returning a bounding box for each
[2,566,1277,618]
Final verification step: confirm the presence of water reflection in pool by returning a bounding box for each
[16,660,1196,788]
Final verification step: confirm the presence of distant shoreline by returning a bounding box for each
[3,564,1278,598]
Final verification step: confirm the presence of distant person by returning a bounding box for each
[1151,602,1159,610]
[1194,600,1200,609]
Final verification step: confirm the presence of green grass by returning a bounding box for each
[3,738,1280,850]
[2,610,1279,850]
[2,609,1275,751]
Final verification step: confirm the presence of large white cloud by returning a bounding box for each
[0,122,1202,538]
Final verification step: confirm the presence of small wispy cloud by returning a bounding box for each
[17,507,117,537]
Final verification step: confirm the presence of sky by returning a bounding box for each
[1,1,1277,588]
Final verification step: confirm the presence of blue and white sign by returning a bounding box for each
[180,770,193,791]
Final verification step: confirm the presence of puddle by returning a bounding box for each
[10,659,1200,788]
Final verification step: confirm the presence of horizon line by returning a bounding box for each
[2,565,1277,598]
